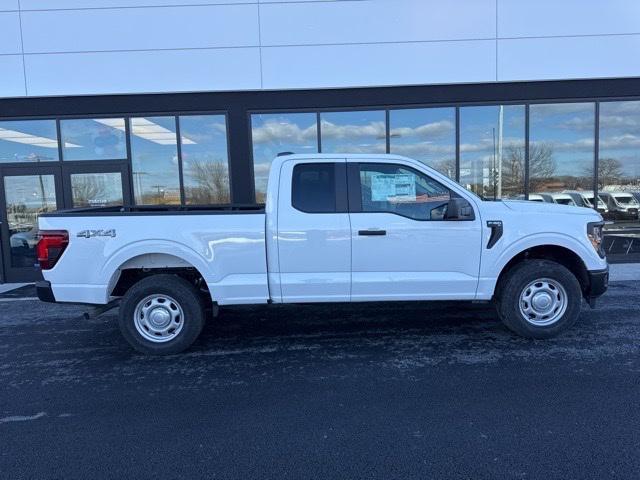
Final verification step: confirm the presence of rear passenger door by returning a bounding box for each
[276,159,351,302]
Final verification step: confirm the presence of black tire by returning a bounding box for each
[496,259,582,339]
[118,274,205,355]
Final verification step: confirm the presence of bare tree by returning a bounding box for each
[583,157,624,189]
[184,159,230,204]
[72,176,107,207]
[500,143,557,194]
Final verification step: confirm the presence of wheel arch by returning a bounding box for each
[494,244,590,299]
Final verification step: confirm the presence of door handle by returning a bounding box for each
[358,229,386,236]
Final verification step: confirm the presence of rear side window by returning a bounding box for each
[292,163,337,213]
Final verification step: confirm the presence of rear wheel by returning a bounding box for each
[119,274,205,355]
[496,259,582,339]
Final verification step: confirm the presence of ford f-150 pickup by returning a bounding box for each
[36,154,609,354]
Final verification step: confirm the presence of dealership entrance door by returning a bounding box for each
[0,166,63,283]
[0,163,131,283]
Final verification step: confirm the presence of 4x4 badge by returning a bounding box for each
[77,229,116,238]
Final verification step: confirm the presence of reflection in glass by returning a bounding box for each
[598,101,640,259]
[4,175,57,268]
[71,173,123,208]
[460,105,525,199]
[320,111,386,154]
[0,120,59,163]
[130,116,180,205]
[61,118,126,161]
[390,108,456,178]
[529,103,595,196]
[179,115,230,204]
[251,113,318,203]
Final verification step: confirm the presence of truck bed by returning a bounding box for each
[39,205,269,305]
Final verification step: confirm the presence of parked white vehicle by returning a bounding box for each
[36,154,609,354]
[599,191,640,220]
[548,193,576,206]
[563,191,608,214]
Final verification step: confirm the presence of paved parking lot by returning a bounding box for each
[1,282,639,479]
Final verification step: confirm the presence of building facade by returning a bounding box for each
[1,0,640,282]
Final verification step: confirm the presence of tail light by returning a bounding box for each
[36,230,69,270]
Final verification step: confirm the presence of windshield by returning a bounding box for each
[615,195,638,205]
[555,198,575,205]
[583,196,594,207]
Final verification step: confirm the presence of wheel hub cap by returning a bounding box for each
[133,294,185,343]
[148,307,171,329]
[519,278,568,326]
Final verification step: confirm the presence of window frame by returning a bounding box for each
[347,162,457,222]
[290,161,348,214]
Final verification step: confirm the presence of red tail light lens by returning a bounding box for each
[36,230,69,270]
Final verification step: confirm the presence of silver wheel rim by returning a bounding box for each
[518,278,568,326]
[133,294,185,343]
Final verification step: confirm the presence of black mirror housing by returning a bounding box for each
[445,197,475,221]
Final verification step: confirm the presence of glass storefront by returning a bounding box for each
[3,88,640,284]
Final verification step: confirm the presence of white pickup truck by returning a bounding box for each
[36,154,608,355]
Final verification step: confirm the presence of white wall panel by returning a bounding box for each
[262,40,496,89]
[260,0,495,46]
[24,48,261,96]
[21,4,259,53]
[498,35,640,81]
[0,0,18,11]
[499,0,640,38]
[0,11,22,54]
[20,0,252,9]
[0,55,25,97]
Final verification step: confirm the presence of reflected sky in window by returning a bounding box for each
[251,112,318,201]
[460,105,525,198]
[599,101,640,180]
[320,110,385,154]
[389,107,455,177]
[529,103,595,183]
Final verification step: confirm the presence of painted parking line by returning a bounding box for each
[0,297,39,302]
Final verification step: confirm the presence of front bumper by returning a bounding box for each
[585,266,609,306]
[36,280,56,303]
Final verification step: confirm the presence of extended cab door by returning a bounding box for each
[348,160,482,301]
[275,159,351,302]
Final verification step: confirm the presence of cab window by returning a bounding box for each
[357,163,450,220]
[292,163,337,213]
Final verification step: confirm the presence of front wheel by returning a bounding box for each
[119,274,205,355]
[496,260,582,339]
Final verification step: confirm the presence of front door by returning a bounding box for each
[0,166,63,283]
[275,159,351,302]
[348,161,482,301]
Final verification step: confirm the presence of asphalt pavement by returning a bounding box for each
[1,282,639,479]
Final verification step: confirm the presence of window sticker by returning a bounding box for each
[371,173,416,202]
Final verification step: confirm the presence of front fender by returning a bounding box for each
[476,232,605,300]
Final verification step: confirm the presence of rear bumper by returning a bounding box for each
[585,266,609,304]
[35,280,56,303]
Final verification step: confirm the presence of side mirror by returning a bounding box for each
[445,197,475,221]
